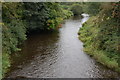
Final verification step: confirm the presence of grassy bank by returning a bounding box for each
[78,15,120,72]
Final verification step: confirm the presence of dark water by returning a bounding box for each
[7,14,120,78]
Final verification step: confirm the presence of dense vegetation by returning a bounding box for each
[61,2,83,16]
[70,4,83,16]
[2,2,73,77]
[78,2,120,72]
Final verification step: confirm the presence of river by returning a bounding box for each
[7,14,120,78]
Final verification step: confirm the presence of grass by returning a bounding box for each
[78,16,120,73]
[83,45,120,72]
[2,53,11,77]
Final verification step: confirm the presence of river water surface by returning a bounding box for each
[7,14,120,78]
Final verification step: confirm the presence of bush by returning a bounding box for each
[70,4,83,16]
[2,53,10,77]
[83,2,101,16]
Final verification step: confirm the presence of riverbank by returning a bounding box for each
[78,15,120,73]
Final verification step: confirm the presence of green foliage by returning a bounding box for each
[2,3,24,23]
[70,4,83,16]
[23,2,73,31]
[46,3,64,29]
[3,20,26,53]
[82,2,101,16]
[78,2,120,72]
[2,53,10,77]
[23,3,49,31]
[2,3,27,76]
[46,3,73,30]
[2,3,26,53]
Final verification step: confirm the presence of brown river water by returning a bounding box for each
[6,14,120,78]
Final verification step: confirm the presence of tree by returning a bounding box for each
[70,4,83,16]
[85,2,101,16]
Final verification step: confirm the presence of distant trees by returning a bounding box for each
[70,4,83,16]
[83,2,101,16]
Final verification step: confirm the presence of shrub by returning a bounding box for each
[70,4,83,16]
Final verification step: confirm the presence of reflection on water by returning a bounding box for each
[7,15,120,78]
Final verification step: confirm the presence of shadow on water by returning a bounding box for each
[6,15,120,78]
[10,31,59,68]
